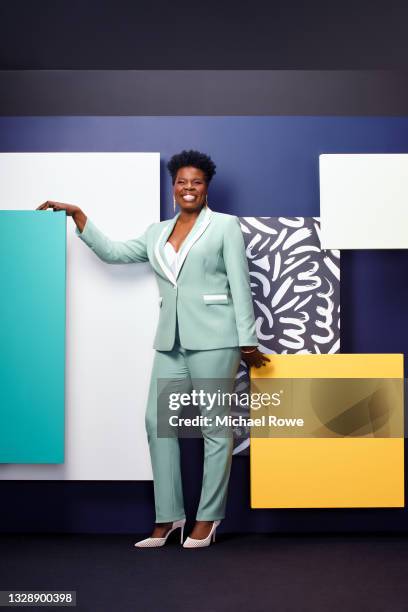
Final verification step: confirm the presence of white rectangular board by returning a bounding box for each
[0,152,160,480]
[319,154,408,249]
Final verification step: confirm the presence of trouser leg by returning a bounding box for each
[186,345,242,521]
[145,343,192,523]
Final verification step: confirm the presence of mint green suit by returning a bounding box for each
[76,205,258,521]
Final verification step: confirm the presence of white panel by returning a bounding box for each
[0,152,160,480]
[319,154,408,249]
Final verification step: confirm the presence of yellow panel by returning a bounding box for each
[250,354,405,508]
[251,439,404,508]
[251,353,404,379]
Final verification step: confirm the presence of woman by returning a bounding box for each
[36,149,269,548]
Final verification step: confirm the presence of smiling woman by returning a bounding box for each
[36,148,269,549]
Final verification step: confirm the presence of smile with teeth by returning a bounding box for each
[182,194,197,201]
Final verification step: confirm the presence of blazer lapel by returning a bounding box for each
[153,206,213,285]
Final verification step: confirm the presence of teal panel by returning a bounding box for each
[0,211,66,463]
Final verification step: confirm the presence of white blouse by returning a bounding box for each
[164,241,180,278]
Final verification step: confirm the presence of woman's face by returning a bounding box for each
[173,166,208,212]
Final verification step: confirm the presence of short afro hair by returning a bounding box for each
[167,150,217,185]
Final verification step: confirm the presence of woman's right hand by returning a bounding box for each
[36,201,79,216]
[36,201,87,233]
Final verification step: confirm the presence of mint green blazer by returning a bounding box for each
[75,205,258,351]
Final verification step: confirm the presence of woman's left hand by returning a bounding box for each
[240,347,271,369]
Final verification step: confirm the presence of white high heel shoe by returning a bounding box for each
[182,520,221,548]
[134,518,186,548]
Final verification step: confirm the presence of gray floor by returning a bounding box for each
[2,533,408,611]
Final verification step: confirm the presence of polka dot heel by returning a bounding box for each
[134,518,186,548]
[182,520,221,548]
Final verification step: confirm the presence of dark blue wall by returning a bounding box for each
[1,116,407,533]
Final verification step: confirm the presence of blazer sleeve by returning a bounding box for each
[75,217,152,264]
[222,215,258,346]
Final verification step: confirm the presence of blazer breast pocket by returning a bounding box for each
[202,293,229,305]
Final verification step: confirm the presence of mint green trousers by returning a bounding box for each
[145,317,242,523]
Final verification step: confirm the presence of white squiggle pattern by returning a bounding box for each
[312,281,335,344]
[280,312,310,349]
[245,218,279,234]
[232,216,341,455]
[249,271,271,298]
[271,276,294,307]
